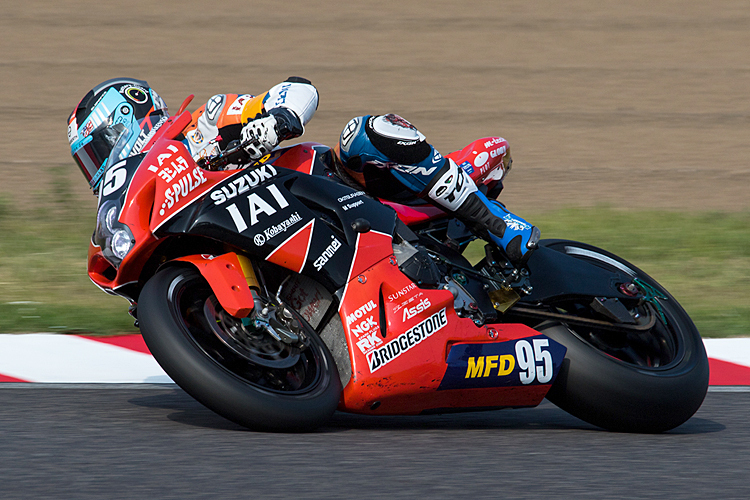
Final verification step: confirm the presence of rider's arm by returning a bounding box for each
[239,77,319,159]
[181,78,318,160]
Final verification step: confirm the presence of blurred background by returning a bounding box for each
[1,0,748,336]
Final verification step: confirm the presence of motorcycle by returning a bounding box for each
[88,96,709,433]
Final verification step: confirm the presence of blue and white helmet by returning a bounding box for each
[68,78,169,190]
[337,114,446,201]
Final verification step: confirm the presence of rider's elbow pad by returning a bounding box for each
[265,80,319,126]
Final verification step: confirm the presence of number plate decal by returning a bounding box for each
[437,336,567,391]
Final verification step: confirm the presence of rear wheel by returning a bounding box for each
[138,266,341,432]
[531,240,709,432]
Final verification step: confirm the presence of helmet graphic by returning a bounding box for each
[68,78,169,190]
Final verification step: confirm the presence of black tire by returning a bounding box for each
[138,266,342,432]
[536,240,709,433]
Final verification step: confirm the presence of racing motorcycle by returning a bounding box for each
[88,96,709,433]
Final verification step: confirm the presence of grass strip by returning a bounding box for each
[1,196,747,337]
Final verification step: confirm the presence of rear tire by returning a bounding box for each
[138,266,342,432]
[538,240,709,433]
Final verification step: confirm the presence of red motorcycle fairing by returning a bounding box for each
[88,136,396,301]
[334,227,565,414]
[88,123,566,416]
[174,253,255,317]
[88,137,232,292]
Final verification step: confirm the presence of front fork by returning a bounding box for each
[175,252,305,347]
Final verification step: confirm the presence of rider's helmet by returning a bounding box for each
[336,114,434,202]
[68,78,169,190]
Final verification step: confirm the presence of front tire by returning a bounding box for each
[537,240,709,433]
[138,266,342,432]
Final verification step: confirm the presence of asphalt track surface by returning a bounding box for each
[0,387,746,499]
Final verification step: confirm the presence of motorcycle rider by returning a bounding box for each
[68,76,317,188]
[68,77,537,263]
[336,114,539,263]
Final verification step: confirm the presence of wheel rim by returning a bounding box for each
[541,243,687,370]
[559,299,684,370]
[168,272,328,395]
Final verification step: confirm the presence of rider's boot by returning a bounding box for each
[424,158,539,264]
[456,190,540,264]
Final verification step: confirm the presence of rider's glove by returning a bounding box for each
[241,115,279,160]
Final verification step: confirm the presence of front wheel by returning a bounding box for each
[534,240,709,433]
[138,266,342,432]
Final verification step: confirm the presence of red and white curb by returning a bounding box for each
[0,334,172,384]
[703,338,750,387]
[0,334,749,386]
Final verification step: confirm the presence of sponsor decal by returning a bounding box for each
[337,191,365,203]
[465,354,516,378]
[490,145,507,159]
[341,199,364,211]
[484,137,504,148]
[81,120,95,139]
[222,183,290,233]
[133,115,169,155]
[67,119,78,145]
[437,337,566,390]
[226,94,252,115]
[272,83,292,107]
[391,291,423,314]
[205,95,224,121]
[210,165,278,205]
[367,308,447,373]
[459,161,474,175]
[397,139,418,146]
[146,143,180,174]
[356,331,383,354]
[383,114,416,130]
[188,129,204,145]
[502,214,531,232]
[159,167,208,216]
[155,152,190,183]
[432,149,443,164]
[252,211,301,244]
[402,297,431,322]
[340,117,360,151]
[225,184,291,233]
[387,282,417,302]
[392,164,438,177]
[474,151,489,168]
[346,300,377,326]
[351,316,377,338]
[313,236,342,271]
[120,84,149,104]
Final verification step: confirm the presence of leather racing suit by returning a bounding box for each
[179,76,319,164]
[337,114,539,263]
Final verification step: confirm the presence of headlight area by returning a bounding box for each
[94,200,135,268]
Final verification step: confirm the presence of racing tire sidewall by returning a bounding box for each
[138,266,342,432]
[538,240,709,433]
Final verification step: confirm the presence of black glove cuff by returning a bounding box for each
[267,107,304,142]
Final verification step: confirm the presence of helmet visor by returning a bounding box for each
[72,117,128,188]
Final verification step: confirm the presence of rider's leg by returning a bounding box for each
[414,156,539,263]
[337,114,539,263]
